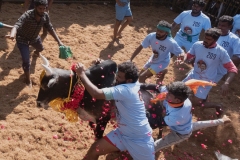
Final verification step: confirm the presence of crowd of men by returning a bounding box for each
[1,0,239,159]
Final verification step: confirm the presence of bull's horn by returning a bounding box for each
[40,54,50,67]
[41,64,52,76]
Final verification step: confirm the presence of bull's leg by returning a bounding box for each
[93,115,111,140]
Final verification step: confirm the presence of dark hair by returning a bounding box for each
[118,62,139,83]
[192,0,206,7]
[205,28,222,41]
[166,81,191,102]
[34,0,48,6]
[219,15,233,26]
[157,20,172,29]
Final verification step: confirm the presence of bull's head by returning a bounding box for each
[36,54,78,108]
[37,55,117,108]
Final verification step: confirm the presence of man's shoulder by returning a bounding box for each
[229,32,240,41]
[147,32,156,37]
[183,98,192,107]
[144,32,156,41]
[193,41,203,47]
[199,12,210,20]
[233,14,240,19]
[180,10,191,15]
[114,82,138,89]
[22,9,34,17]
[167,36,178,43]
[215,43,228,53]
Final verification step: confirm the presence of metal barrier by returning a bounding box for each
[204,0,240,26]
[0,0,239,25]
[0,0,166,5]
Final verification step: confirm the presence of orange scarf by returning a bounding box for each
[150,79,216,107]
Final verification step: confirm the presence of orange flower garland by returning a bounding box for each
[48,63,85,122]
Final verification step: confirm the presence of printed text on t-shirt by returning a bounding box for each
[159,45,166,52]
[206,52,216,60]
[193,21,201,27]
[221,41,229,48]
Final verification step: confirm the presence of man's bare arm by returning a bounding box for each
[130,45,143,61]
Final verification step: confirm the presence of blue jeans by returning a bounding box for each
[17,37,44,72]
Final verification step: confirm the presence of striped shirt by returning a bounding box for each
[14,9,54,45]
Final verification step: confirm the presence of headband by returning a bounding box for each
[157,25,172,37]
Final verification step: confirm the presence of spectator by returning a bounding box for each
[6,0,63,87]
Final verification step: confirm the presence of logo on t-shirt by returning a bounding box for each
[184,26,192,35]
[193,21,201,27]
[197,60,207,72]
[196,60,208,80]
[221,41,229,48]
[153,50,159,60]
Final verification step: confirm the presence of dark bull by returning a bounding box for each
[37,55,163,139]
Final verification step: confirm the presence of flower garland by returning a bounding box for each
[48,64,85,122]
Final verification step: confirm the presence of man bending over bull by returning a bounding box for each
[6,0,63,87]
[141,81,231,152]
[75,61,155,160]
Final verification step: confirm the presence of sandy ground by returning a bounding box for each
[0,2,239,160]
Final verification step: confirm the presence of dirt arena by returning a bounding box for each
[0,2,239,160]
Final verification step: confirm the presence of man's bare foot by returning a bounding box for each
[222,115,231,124]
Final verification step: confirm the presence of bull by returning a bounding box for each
[37,55,163,139]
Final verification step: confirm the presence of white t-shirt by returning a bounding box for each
[189,41,231,82]
[141,32,183,65]
[232,14,240,38]
[174,10,211,42]
[102,82,152,138]
[217,32,240,75]
[217,32,240,58]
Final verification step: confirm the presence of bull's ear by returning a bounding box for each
[40,54,50,67]
[47,78,57,88]
[42,64,52,76]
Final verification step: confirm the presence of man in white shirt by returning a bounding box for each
[172,0,211,52]
[76,61,155,160]
[113,0,133,40]
[216,15,240,82]
[130,20,185,84]
[184,28,238,117]
[232,14,240,38]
